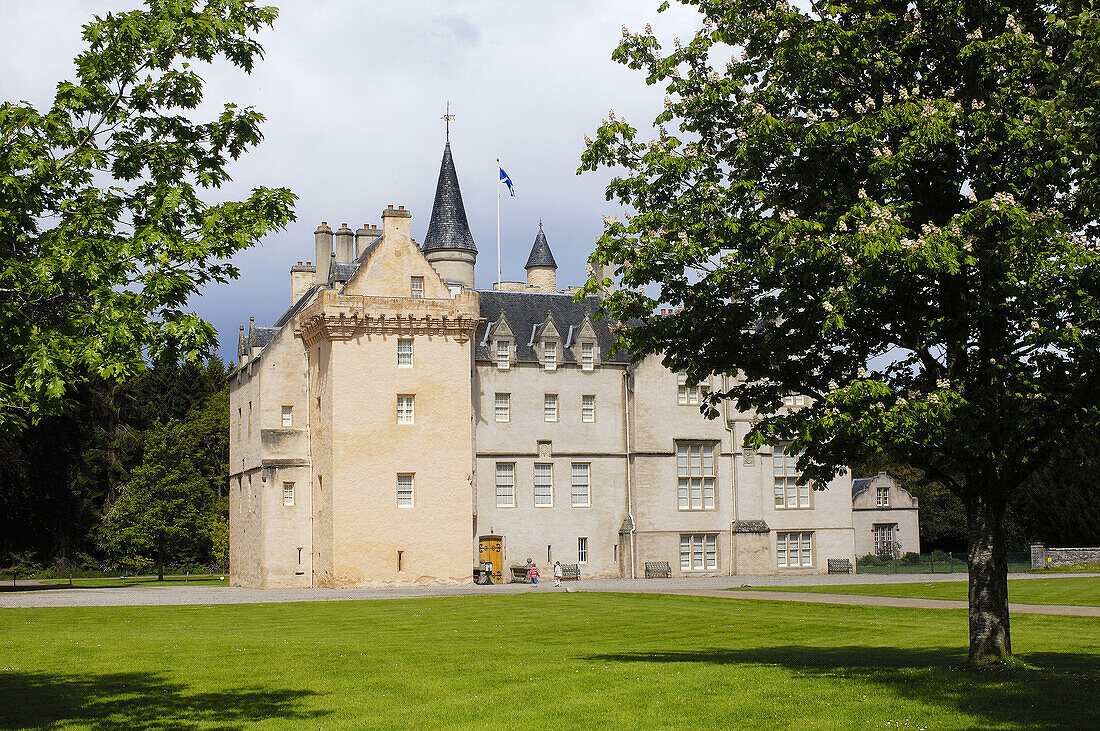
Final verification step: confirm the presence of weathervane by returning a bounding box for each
[442,101,456,143]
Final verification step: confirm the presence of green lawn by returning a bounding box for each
[729,577,1100,606]
[1,594,1097,729]
[35,575,228,588]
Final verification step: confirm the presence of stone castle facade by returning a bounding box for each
[228,141,899,587]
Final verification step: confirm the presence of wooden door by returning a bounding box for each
[478,535,502,583]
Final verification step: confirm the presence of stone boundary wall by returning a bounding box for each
[1031,543,1100,569]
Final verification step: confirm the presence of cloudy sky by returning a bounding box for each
[2,1,701,363]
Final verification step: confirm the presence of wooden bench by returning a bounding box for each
[644,561,672,578]
[510,565,535,583]
[827,558,853,574]
[559,563,580,581]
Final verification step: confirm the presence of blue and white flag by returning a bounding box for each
[499,166,515,197]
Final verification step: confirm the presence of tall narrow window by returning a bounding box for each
[876,487,890,507]
[774,446,809,508]
[677,443,716,510]
[571,463,590,506]
[397,395,415,425]
[495,393,511,423]
[410,276,424,298]
[544,394,558,422]
[397,474,414,507]
[281,406,293,427]
[397,339,413,367]
[577,537,589,563]
[283,482,295,506]
[534,463,553,507]
[581,342,595,371]
[495,463,515,507]
[874,524,897,556]
[581,395,595,423]
[543,341,557,371]
[496,341,510,370]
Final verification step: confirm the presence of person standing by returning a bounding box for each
[527,561,539,585]
[553,560,563,587]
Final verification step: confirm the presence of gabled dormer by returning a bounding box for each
[487,315,515,370]
[533,311,561,371]
[570,313,600,371]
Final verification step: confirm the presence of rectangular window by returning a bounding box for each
[679,534,718,571]
[570,463,590,506]
[496,463,515,507]
[874,524,897,556]
[397,339,413,367]
[281,406,293,427]
[410,276,424,299]
[578,537,589,564]
[876,487,890,507]
[581,395,595,423]
[543,341,557,371]
[773,446,809,508]
[397,395,415,425]
[283,482,295,506]
[534,463,553,507]
[783,394,807,407]
[676,443,716,510]
[544,394,558,422]
[397,474,414,507]
[581,342,595,371]
[495,393,510,423]
[496,340,510,370]
[777,532,814,568]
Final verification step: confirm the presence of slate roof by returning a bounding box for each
[422,143,477,253]
[475,290,630,364]
[732,520,770,534]
[851,477,873,497]
[524,222,557,269]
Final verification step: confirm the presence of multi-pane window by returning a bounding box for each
[410,276,424,299]
[496,340,510,370]
[397,339,413,367]
[783,394,807,407]
[777,532,813,568]
[581,342,595,371]
[543,341,557,371]
[876,487,890,507]
[544,394,558,422]
[534,464,553,507]
[676,373,707,405]
[397,474,414,507]
[282,482,295,506]
[495,393,511,423]
[677,443,716,510]
[874,524,897,556]
[496,463,515,507]
[571,463,590,506]
[774,446,810,508]
[397,395,415,425]
[578,537,589,563]
[281,406,293,427]
[581,395,595,423]
[680,534,717,571]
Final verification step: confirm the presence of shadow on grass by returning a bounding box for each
[0,670,328,729]
[588,646,1098,728]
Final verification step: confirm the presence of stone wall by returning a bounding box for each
[1030,543,1100,568]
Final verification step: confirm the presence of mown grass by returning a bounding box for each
[34,575,228,588]
[728,577,1100,606]
[1,593,1096,729]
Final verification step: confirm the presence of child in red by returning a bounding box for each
[528,564,539,585]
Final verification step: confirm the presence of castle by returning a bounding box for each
[228,140,904,587]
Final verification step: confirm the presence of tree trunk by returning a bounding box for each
[965,490,1011,664]
[157,533,165,582]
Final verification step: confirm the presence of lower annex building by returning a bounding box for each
[229,140,896,588]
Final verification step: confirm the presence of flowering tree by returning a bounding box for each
[582,0,1100,664]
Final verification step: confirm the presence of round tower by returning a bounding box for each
[524,220,557,292]
[421,142,477,290]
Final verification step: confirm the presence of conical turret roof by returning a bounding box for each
[524,221,557,269]
[422,143,477,253]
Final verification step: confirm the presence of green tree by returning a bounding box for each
[583,0,1100,663]
[98,387,229,578]
[0,0,295,433]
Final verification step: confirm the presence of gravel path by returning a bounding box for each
[2,572,1096,616]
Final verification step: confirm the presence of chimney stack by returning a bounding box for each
[382,204,412,240]
[334,223,355,263]
[314,222,333,285]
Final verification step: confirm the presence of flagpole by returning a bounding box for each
[496,158,502,289]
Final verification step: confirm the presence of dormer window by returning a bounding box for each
[543,341,557,371]
[496,340,510,370]
[410,276,424,299]
[581,342,595,371]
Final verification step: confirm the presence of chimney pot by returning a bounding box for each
[388,205,394,210]
[297,261,302,266]
[398,205,405,210]
[321,221,327,226]
[307,261,312,266]
[341,223,348,229]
